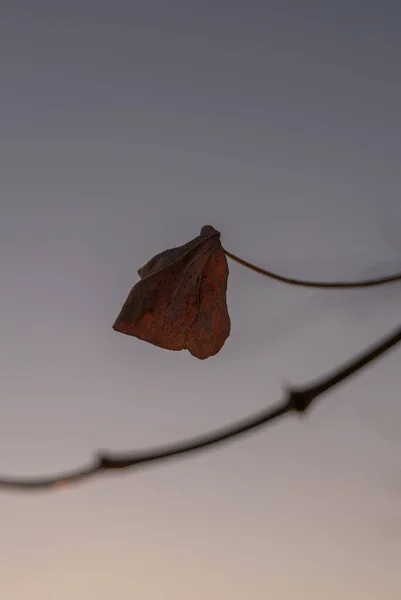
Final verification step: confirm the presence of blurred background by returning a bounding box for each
[0,1,400,598]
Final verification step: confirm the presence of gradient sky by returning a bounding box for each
[1,2,400,598]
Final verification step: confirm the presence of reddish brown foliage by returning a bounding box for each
[113,225,231,359]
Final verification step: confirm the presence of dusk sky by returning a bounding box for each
[1,1,400,598]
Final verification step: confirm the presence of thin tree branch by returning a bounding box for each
[1,324,401,493]
[224,249,401,289]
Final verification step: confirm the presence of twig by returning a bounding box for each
[224,249,401,288]
[1,324,400,493]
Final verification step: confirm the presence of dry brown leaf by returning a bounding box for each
[113,225,230,359]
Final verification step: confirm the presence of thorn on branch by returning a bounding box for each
[286,388,319,414]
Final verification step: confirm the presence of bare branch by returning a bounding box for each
[1,324,401,493]
[225,249,401,289]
